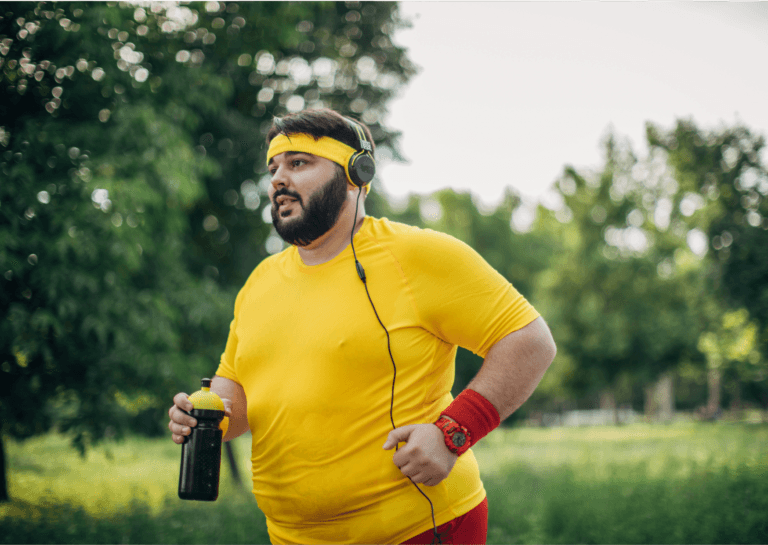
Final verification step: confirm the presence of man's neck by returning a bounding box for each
[296,191,366,266]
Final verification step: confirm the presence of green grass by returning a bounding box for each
[1,433,270,544]
[475,422,768,544]
[2,422,767,544]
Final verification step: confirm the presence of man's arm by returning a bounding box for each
[464,316,556,420]
[383,317,556,485]
[212,375,250,442]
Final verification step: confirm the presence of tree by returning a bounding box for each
[647,120,768,334]
[177,1,415,288]
[530,133,710,418]
[0,2,233,503]
[0,1,414,501]
[647,120,768,414]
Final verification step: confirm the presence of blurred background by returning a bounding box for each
[1,2,767,543]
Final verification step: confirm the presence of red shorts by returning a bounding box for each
[400,497,488,544]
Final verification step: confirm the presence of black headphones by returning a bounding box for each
[345,117,376,188]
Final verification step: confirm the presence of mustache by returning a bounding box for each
[272,187,302,206]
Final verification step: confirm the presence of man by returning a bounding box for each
[168,109,556,544]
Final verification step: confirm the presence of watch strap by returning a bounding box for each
[435,416,471,456]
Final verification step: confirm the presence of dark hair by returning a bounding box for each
[265,108,375,156]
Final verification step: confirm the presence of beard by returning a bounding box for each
[271,167,348,247]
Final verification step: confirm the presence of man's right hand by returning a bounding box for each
[168,392,197,444]
[168,377,247,444]
[168,392,234,444]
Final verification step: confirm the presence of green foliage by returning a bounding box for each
[3,424,767,544]
[0,1,414,458]
[370,118,768,412]
[642,121,768,406]
[0,496,270,545]
[527,135,705,402]
[698,309,763,377]
[0,1,233,448]
[477,423,768,544]
[536,464,768,544]
[2,2,767,517]
[0,432,266,542]
[369,118,768,414]
[515,123,768,407]
[648,120,768,353]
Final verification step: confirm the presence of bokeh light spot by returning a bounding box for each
[286,95,305,113]
[265,234,284,254]
[203,215,219,232]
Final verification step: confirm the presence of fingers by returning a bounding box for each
[173,392,193,412]
[398,463,443,487]
[169,425,190,444]
[168,393,197,444]
[382,424,416,450]
[422,477,442,487]
[168,418,193,444]
[394,457,428,478]
[168,393,234,445]
[398,464,446,487]
[387,424,453,486]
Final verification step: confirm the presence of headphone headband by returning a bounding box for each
[347,118,373,152]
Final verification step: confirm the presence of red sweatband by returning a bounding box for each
[440,389,501,448]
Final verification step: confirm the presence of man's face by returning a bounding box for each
[268,152,349,247]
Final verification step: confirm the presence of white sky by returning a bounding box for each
[376,2,768,209]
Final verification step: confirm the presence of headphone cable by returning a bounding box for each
[349,186,442,545]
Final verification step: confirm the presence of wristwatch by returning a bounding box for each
[434,416,471,456]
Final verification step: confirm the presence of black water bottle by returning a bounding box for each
[178,378,228,501]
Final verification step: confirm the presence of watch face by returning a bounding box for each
[452,432,466,447]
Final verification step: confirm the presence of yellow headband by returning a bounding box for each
[266,133,372,192]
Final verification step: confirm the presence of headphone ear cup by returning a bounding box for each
[348,152,376,186]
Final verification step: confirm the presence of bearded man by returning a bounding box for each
[168,108,556,544]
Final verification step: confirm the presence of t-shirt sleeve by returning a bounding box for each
[400,229,540,358]
[215,284,246,384]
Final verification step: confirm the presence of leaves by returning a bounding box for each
[0,1,414,449]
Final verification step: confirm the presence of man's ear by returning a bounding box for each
[347,180,365,194]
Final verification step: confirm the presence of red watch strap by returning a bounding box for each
[435,416,470,455]
[440,389,500,449]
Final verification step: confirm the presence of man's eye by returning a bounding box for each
[292,159,306,167]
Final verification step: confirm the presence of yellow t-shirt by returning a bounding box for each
[216,216,540,544]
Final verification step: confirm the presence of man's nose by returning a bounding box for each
[270,164,288,190]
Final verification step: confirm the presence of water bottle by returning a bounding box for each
[178,378,229,501]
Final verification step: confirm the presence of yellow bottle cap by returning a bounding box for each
[188,378,225,411]
[187,378,229,434]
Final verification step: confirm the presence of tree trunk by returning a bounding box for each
[644,374,675,422]
[600,389,618,425]
[644,384,656,421]
[729,378,742,412]
[0,434,8,502]
[224,441,243,489]
[707,368,722,420]
[657,372,674,422]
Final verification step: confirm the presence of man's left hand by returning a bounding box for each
[383,424,458,486]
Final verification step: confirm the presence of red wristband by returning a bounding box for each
[440,389,500,448]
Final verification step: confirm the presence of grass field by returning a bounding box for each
[2,422,767,544]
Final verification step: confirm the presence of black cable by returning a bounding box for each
[349,186,442,545]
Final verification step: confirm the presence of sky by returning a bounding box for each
[376,2,768,210]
